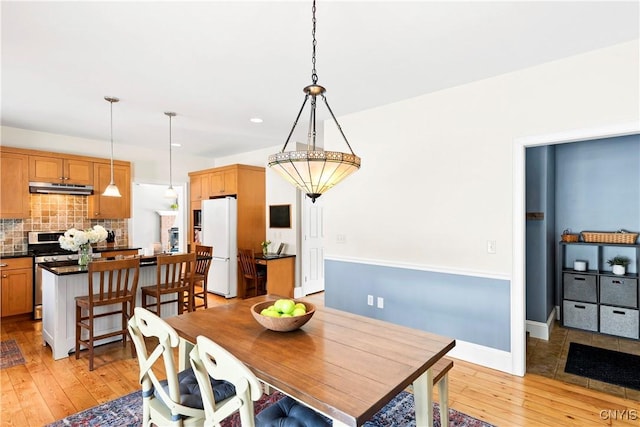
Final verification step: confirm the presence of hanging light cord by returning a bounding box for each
[168,114,173,188]
[109,99,115,184]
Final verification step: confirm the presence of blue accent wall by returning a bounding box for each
[525,146,556,323]
[555,134,640,275]
[325,260,511,352]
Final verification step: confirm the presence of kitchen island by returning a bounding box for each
[40,255,200,360]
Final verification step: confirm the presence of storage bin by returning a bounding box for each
[563,273,597,303]
[600,276,638,308]
[563,301,598,331]
[600,305,639,339]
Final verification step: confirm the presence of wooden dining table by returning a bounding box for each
[164,295,455,427]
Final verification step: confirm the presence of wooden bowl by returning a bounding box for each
[250,300,316,332]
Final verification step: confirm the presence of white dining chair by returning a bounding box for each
[128,307,235,427]
[189,335,265,427]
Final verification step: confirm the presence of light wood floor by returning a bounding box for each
[1,292,639,426]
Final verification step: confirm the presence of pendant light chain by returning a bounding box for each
[311,0,318,85]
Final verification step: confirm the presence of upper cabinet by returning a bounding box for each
[88,162,131,219]
[0,151,30,218]
[29,155,93,185]
[210,169,237,197]
[0,146,132,220]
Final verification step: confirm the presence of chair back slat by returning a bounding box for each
[194,245,213,276]
[157,253,196,291]
[88,257,140,305]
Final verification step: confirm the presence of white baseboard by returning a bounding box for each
[447,340,516,375]
[526,308,556,341]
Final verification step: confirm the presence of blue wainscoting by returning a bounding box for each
[325,259,511,352]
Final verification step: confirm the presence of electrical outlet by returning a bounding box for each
[377,297,384,309]
[487,240,496,254]
[336,234,346,244]
[367,295,374,306]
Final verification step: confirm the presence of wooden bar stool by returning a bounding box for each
[141,252,196,316]
[75,257,140,371]
[183,245,212,311]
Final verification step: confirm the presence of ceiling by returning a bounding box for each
[2,1,638,159]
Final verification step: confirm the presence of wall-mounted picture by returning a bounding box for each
[269,204,291,228]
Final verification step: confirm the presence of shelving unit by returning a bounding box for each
[559,241,640,340]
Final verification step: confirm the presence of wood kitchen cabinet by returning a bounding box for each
[29,155,93,185]
[210,169,237,196]
[190,173,211,206]
[188,164,265,251]
[0,151,30,218]
[88,162,131,219]
[0,257,33,317]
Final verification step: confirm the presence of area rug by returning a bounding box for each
[565,342,640,391]
[47,389,494,427]
[0,339,26,369]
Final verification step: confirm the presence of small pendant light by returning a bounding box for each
[164,112,178,199]
[103,96,122,197]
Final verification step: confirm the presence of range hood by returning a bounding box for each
[29,181,94,195]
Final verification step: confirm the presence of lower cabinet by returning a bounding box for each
[0,257,34,317]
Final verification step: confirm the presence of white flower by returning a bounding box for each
[58,225,108,251]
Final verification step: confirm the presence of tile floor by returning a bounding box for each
[527,322,640,400]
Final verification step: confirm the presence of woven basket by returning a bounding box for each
[581,231,638,244]
[561,233,579,243]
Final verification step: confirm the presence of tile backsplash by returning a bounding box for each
[0,194,129,254]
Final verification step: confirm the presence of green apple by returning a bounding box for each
[263,309,281,318]
[280,313,293,317]
[292,307,306,317]
[277,299,296,315]
[294,303,306,311]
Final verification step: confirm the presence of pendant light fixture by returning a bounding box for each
[164,112,178,199]
[268,0,360,203]
[103,96,122,197]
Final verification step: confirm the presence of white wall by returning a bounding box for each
[322,40,639,274]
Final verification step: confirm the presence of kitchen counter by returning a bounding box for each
[40,254,212,360]
[0,251,32,259]
[40,255,161,275]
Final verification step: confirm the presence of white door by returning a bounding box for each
[302,196,325,295]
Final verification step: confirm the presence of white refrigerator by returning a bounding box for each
[202,197,237,298]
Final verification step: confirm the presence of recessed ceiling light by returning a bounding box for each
[250,117,263,123]
[171,143,181,147]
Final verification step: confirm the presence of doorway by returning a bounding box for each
[514,122,640,376]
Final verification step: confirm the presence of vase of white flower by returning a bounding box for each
[78,244,93,266]
[58,225,108,266]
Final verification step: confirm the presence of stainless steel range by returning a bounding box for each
[28,231,79,319]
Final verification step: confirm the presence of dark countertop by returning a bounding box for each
[1,246,140,260]
[93,245,141,253]
[0,251,32,259]
[40,254,212,276]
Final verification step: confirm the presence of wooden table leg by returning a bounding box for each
[413,367,434,427]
